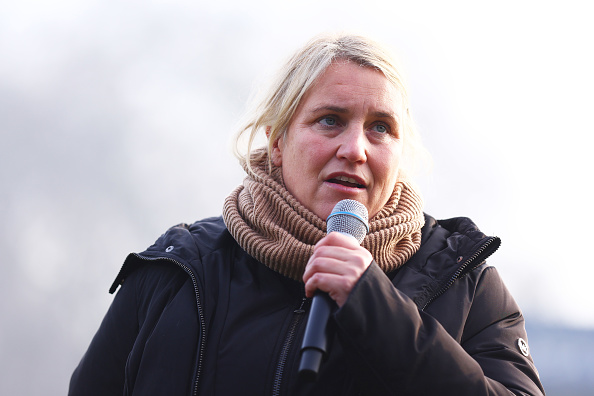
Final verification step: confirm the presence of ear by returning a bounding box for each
[271,135,283,167]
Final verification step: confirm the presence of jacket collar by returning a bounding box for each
[391,213,501,310]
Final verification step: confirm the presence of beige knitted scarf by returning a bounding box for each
[222,151,425,281]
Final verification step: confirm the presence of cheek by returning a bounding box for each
[374,148,402,185]
[285,132,327,167]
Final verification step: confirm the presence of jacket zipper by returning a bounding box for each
[421,237,500,311]
[129,253,207,396]
[271,298,308,396]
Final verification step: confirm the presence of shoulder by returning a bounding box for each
[415,213,500,269]
[110,216,237,293]
[420,214,499,251]
[395,213,501,309]
[140,216,231,259]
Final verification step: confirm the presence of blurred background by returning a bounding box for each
[1,1,592,395]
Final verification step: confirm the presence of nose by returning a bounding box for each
[336,124,368,163]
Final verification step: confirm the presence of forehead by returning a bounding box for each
[299,61,403,114]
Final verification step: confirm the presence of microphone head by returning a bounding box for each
[326,199,369,244]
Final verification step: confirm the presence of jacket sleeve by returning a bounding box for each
[68,261,190,396]
[68,269,140,396]
[333,262,545,396]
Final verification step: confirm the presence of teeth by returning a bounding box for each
[336,175,358,184]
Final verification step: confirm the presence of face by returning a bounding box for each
[272,61,404,220]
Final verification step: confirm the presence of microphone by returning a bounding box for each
[298,199,369,382]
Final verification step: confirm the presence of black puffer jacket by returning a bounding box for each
[69,214,545,395]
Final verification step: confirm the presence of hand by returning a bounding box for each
[303,232,373,307]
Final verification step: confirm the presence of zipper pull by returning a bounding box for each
[294,297,308,314]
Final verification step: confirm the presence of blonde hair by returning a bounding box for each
[234,33,429,181]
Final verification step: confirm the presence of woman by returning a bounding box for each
[69,34,545,395]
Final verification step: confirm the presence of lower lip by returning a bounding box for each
[324,181,366,194]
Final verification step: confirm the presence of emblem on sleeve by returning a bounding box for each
[517,338,530,356]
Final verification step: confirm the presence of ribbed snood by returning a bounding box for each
[222,151,425,281]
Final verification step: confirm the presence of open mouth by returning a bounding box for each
[328,175,366,189]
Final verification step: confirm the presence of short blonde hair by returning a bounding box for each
[234,33,428,181]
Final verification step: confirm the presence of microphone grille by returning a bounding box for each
[326,199,369,244]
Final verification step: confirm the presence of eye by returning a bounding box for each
[319,116,337,126]
[371,124,389,134]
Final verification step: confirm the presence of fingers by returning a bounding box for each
[303,232,373,307]
[303,247,367,285]
[304,271,358,307]
[313,231,359,250]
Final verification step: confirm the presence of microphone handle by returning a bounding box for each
[298,290,334,381]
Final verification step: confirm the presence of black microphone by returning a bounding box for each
[298,199,369,382]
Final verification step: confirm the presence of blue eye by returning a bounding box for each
[372,124,388,133]
[320,117,336,126]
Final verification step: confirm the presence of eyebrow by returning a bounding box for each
[311,105,398,121]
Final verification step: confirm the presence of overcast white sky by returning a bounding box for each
[1,1,593,394]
